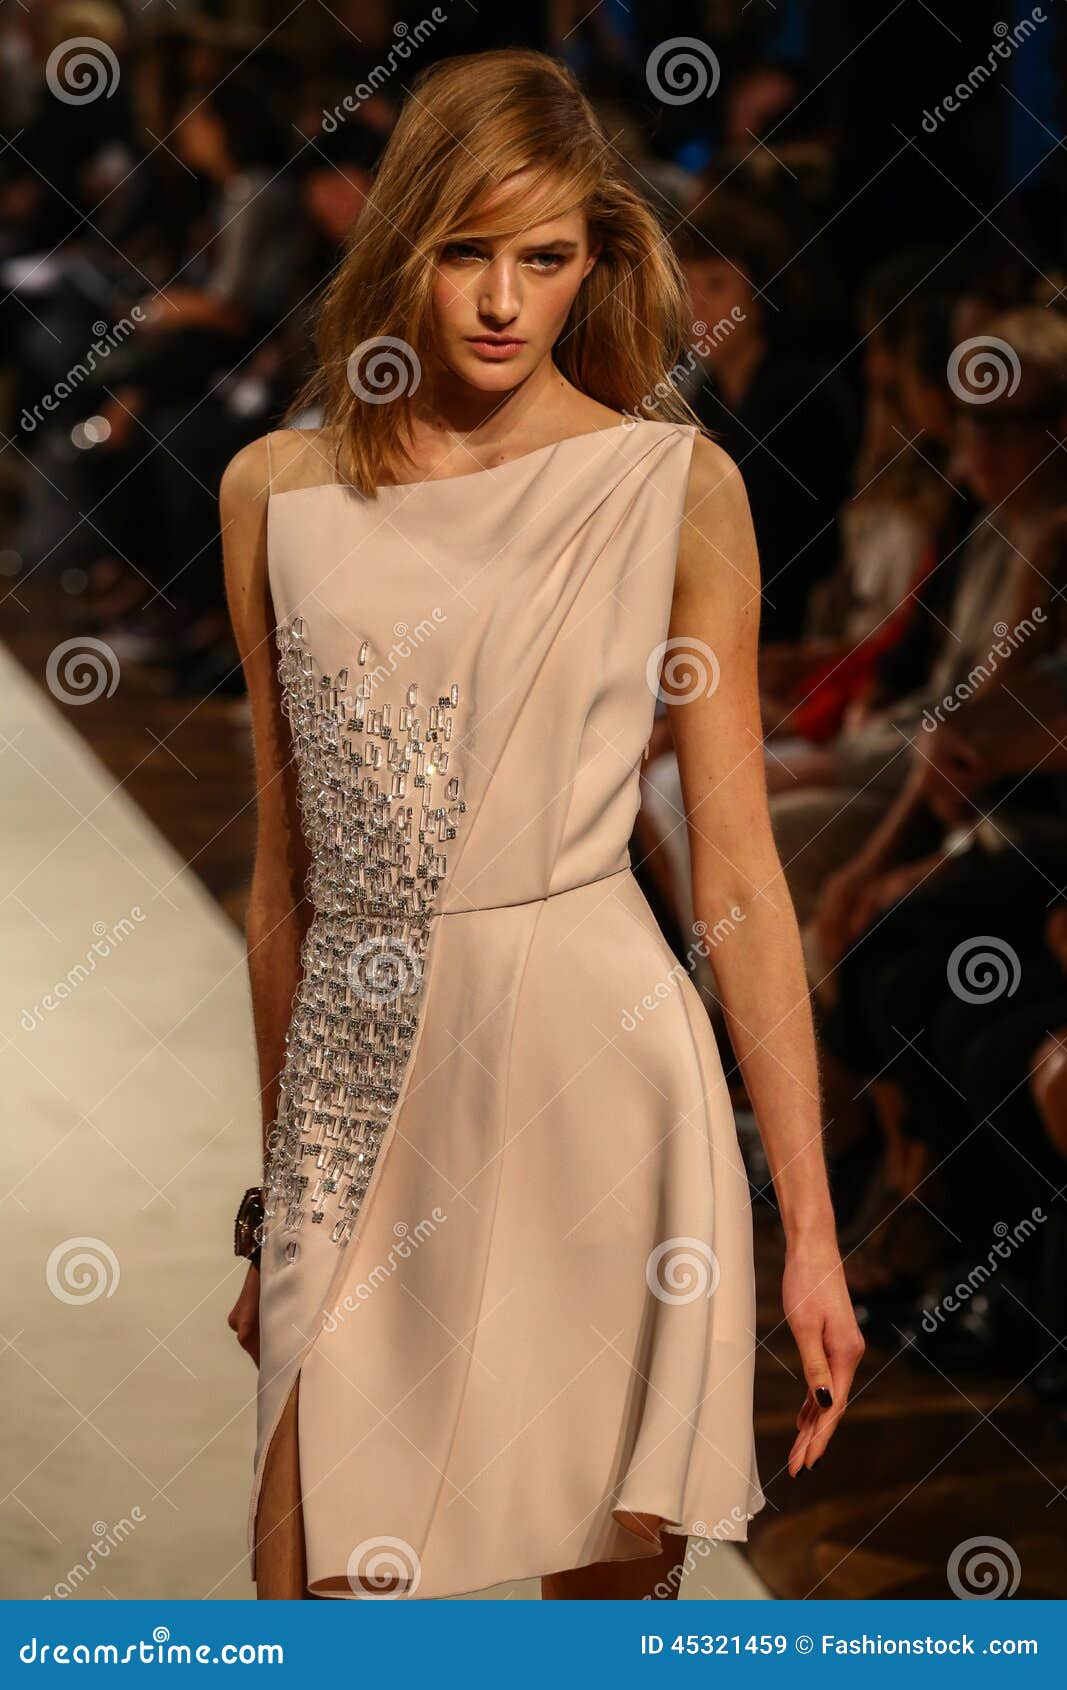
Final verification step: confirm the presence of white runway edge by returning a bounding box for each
[0,643,770,1602]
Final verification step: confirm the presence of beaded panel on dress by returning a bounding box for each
[262,612,467,1257]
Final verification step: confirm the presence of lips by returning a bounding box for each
[466,336,526,361]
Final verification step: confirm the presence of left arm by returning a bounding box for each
[665,435,864,1476]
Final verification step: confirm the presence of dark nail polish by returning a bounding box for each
[812,1457,821,1467]
[816,1386,833,1408]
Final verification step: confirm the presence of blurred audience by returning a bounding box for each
[3,0,1067,1410]
[675,195,857,643]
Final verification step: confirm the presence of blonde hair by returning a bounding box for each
[289,48,701,496]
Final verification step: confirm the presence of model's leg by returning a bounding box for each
[542,1520,688,1599]
[255,1375,311,1599]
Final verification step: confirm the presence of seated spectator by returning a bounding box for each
[38,71,306,677]
[761,263,970,745]
[769,306,1067,927]
[813,648,1067,1358]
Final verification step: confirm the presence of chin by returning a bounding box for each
[452,352,534,390]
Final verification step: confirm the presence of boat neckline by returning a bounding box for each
[270,419,684,497]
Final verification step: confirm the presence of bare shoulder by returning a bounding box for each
[676,431,759,600]
[220,425,337,510]
[219,432,272,514]
[682,431,750,522]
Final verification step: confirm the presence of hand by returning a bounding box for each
[782,1233,865,1475]
[227,1260,261,1367]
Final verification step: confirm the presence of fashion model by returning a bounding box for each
[221,47,862,1602]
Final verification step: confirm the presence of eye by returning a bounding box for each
[525,251,566,272]
[440,241,483,263]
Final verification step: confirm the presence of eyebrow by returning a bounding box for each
[448,236,580,254]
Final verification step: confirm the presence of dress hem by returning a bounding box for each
[295,1507,759,1601]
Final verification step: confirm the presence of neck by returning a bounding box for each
[413,360,574,448]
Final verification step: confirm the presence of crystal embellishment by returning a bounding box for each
[263,614,467,1254]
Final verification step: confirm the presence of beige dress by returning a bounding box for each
[249,417,766,1599]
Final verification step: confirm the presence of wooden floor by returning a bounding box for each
[6,569,1066,1601]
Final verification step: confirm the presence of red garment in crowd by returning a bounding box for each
[787,540,939,742]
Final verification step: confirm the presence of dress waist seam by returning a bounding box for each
[433,863,631,918]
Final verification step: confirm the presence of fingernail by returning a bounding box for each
[815,1387,833,1408]
[812,1457,821,1467]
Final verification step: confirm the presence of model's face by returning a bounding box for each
[431,190,599,390]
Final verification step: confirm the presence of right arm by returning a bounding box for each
[220,437,313,1351]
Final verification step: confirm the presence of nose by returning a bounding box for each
[478,258,520,328]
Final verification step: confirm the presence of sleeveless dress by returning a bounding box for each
[249,417,766,1599]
